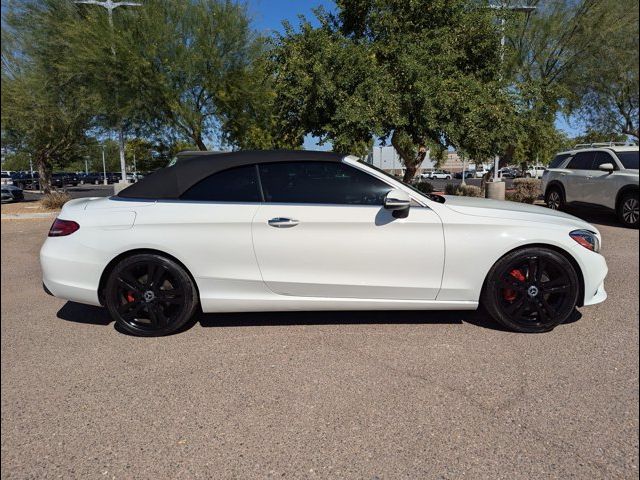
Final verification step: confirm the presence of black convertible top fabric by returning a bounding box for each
[117,150,346,199]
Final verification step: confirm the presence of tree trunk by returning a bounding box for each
[37,155,52,194]
[194,133,207,151]
[403,164,418,183]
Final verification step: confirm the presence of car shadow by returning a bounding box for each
[561,205,623,228]
[56,301,582,334]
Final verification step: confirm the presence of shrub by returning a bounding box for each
[455,185,483,197]
[444,183,457,195]
[413,181,434,194]
[41,191,72,210]
[508,178,541,204]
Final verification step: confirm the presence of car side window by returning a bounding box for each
[181,165,261,202]
[258,161,392,205]
[592,152,617,170]
[567,152,595,170]
[549,154,571,168]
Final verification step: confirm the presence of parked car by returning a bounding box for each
[454,171,475,179]
[474,168,490,178]
[52,172,79,187]
[41,150,608,337]
[524,166,547,178]
[498,168,519,179]
[1,172,13,186]
[542,144,639,228]
[10,172,39,190]
[428,170,452,180]
[1,184,24,203]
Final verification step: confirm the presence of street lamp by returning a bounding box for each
[489,4,536,184]
[101,144,108,185]
[74,0,142,185]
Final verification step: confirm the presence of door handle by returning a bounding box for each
[268,217,299,228]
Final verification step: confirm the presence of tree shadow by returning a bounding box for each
[56,302,582,334]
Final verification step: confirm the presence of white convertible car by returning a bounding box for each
[41,150,608,336]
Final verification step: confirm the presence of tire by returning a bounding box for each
[446,175,451,180]
[545,186,564,211]
[481,247,580,333]
[104,253,199,336]
[617,191,639,228]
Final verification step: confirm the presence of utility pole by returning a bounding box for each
[101,145,108,185]
[461,152,467,186]
[485,3,536,199]
[74,0,142,185]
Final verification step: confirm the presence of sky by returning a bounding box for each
[245,0,585,150]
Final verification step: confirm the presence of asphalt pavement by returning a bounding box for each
[1,208,638,479]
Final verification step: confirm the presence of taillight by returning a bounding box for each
[48,218,80,237]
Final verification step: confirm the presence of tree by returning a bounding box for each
[2,0,95,193]
[506,0,639,161]
[571,0,639,139]
[126,0,276,151]
[270,1,509,182]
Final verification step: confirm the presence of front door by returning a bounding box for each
[564,151,595,203]
[251,161,445,300]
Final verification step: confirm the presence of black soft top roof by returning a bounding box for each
[118,149,346,199]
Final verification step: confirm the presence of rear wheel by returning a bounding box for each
[105,253,199,336]
[617,191,639,228]
[545,186,564,211]
[481,247,580,333]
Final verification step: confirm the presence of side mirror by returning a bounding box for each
[599,163,615,173]
[384,189,411,218]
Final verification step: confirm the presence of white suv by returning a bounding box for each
[542,144,639,227]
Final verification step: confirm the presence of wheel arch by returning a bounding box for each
[481,243,585,308]
[97,248,201,306]
[615,184,639,210]
[545,180,566,200]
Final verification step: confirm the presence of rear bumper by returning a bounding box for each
[40,237,103,306]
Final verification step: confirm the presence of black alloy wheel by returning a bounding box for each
[105,253,198,336]
[482,248,579,333]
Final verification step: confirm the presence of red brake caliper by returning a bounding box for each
[503,269,525,301]
[126,291,136,303]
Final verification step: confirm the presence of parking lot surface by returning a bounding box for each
[1,211,638,479]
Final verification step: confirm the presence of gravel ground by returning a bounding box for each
[1,208,638,479]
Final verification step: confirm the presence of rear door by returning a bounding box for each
[251,161,445,300]
[564,151,595,203]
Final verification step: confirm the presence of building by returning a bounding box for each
[365,146,435,176]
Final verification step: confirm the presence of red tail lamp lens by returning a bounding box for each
[48,218,80,237]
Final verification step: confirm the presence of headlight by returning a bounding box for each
[570,229,601,253]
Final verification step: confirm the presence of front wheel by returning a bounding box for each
[105,253,199,336]
[617,191,639,228]
[481,248,580,333]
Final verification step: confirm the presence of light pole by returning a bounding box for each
[489,4,536,184]
[74,1,142,185]
[101,145,108,185]
[461,152,467,186]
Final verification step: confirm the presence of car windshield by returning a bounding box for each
[357,160,446,203]
[617,151,639,169]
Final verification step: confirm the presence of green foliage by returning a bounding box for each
[569,0,639,139]
[2,0,96,192]
[413,181,434,195]
[507,178,541,204]
[270,1,508,180]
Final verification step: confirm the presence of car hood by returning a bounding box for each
[442,195,596,230]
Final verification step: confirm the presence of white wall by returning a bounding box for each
[365,146,435,172]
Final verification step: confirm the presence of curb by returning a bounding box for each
[1,212,57,220]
